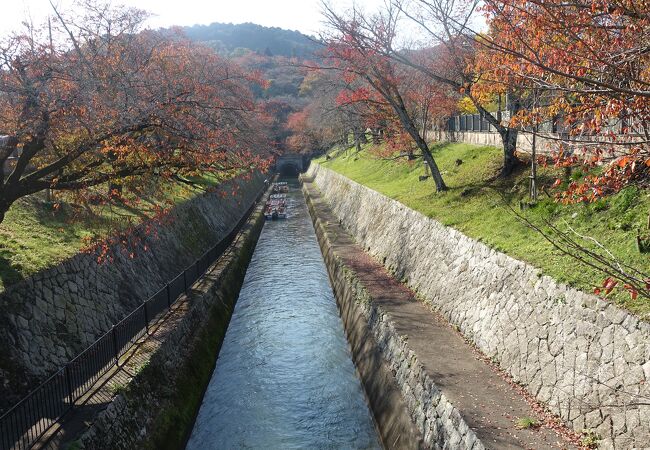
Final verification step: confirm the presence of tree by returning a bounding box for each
[321,3,449,191]
[383,0,525,176]
[296,69,373,153]
[475,0,650,196]
[473,0,650,300]
[0,1,267,224]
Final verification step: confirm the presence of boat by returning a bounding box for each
[264,194,288,220]
[272,182,289,193]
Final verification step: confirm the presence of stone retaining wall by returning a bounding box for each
[305,181,482,449]
[0,173,265,411]
[434,129,559,155]
[307,163,650,449]
[434,130,631,156]
[76,190,266,450]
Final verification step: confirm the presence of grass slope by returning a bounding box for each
[0,173,227,292]
[319,143,650,318]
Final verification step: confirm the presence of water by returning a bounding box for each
[186,180,381,450]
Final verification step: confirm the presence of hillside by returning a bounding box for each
[184,22,321,58]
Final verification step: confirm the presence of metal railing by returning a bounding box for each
[0,183,266,450]
[447,113,507,133]
[445,112,634,136]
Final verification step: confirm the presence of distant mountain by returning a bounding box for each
[183,22,321,59]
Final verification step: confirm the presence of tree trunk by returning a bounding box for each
[469,94,522,178]
[500,128,519,177]
[422,150,447,192]
[0,199,9,225]
[401,122,447,191]
[371,129,381,144]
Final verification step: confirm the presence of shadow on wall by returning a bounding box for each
[0,254,23,287]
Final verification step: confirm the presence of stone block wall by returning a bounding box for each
[434,130,553,155]
[308,163,650,449]
[305,184,481,449]
[0,173,265,411]
[76,194,266,450]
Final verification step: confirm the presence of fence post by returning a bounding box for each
[166,283,171,308]
[65,366,74,409]
[143,302,149,333]
[111,325,119,364]
[183,271,187,292]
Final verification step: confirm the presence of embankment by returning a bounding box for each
[0,173,265,411]
[306,163,650,449]
[76,187,267,450]
[304,175,579,450]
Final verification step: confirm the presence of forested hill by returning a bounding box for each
[183,22,321,58]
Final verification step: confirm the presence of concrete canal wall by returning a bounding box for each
[305,163,650,449]
[0,173,266,411]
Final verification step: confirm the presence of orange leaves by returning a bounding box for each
[0,4,270,224]
[595,278,648,301]
[616,156,633,168]
[553,149,649,205]
[594,277,617,296]
[624,285,638,300]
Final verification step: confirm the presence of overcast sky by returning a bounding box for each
[0,0,390,37]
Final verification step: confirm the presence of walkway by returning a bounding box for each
[303,178,578,449]
[35,278,203,449]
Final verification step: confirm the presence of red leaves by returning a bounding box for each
[624,285,638,300]
[553,151,649,205]
[603,277,618,295]
[335,88,373,106]
[0,5,270,223]
[594,277,617,296]
[595,278,646,301]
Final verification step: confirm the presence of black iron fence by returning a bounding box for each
[0,183,266,450]
[446,113,505,133]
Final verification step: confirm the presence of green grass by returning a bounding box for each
[318,142,650,318]
[0,173,236,292]
[515,417,540,429]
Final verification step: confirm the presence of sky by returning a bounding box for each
[0,0,389,37]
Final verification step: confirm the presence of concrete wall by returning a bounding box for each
[0,173,265,411]
[307,163,650,449]
[436,129,631,156]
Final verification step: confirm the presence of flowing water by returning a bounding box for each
[186,180,381,450]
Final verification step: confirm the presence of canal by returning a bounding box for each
[186,180,381,449]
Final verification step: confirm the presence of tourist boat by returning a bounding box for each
[272,182,289,193]
[264,194,287,220]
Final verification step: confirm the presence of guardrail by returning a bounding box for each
[0,183,267,450]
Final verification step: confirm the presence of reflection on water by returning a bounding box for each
[186,180,381,450]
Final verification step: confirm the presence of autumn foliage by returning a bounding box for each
[476,0,650,193]
[0,2,269,224]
